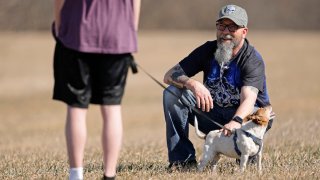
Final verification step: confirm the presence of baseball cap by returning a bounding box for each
[217,5,248,27]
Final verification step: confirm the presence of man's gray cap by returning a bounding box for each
[217,5,248,27]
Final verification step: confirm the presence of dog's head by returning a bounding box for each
[244,106,272,126]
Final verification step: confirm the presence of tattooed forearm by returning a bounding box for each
[164,64,190,88]
[171,65,189,84]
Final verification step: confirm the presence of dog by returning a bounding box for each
[195,106,272,173]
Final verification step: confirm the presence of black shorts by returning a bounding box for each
[53,42,133,108]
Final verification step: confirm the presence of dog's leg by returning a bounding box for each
[257,146,263,174]
[210,153,221,174]
[239,154,249,172]
[256,144,264,174]
[198,144,214,172]
[257,152,262,174]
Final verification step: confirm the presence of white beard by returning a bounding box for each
[215,34,241,65]
[214,42,233,65]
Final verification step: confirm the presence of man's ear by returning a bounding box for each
[242,28,248,39]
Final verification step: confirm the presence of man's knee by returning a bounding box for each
[163,86,182,102]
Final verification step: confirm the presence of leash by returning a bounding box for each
[134,62,230,132]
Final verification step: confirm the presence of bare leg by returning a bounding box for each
[101,105,123,177]
[65,106,87,168]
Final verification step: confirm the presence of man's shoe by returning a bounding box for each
[103,175,115,180]
[183,159,197,169]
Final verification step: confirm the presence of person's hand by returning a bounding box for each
[221,120,241,136]
[184,79,213,112]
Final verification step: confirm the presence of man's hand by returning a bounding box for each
[163,64,213,112]
[221,120,241,136]
[184,79,213,112]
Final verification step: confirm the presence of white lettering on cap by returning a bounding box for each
[225,5,236,15]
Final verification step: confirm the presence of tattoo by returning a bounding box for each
[245,86,259,94]
[171,65,189,83]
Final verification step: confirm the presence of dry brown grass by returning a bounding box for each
[0,30,319,179]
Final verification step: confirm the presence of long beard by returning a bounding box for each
[214,42,233,65]
[214,34,240,65]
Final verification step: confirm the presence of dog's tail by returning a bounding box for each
[194,116,206,139]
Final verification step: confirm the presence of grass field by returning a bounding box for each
[0,30,319,179]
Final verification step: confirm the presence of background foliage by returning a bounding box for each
[0,0,319,31]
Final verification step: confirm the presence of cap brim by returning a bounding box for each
[216,16,244,27]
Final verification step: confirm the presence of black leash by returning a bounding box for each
[134,62,230,131]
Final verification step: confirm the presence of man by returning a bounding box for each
[163,4,273,170]
[53,0,141,179]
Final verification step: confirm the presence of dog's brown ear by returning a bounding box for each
[252,116,269,126]
[245,107,271,125]
[244,108,261,122]
[244,114,257,122]
[243,115,250,122]
[251,108,269,126]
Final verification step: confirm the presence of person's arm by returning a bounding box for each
[133,0,141,31]
[164,64,189,88]
[54,0,65,35]
[164,64,213,112]
[222,85,258,136]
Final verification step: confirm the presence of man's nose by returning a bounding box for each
[222,27,231,33]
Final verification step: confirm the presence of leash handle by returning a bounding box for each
[129,56,138,74]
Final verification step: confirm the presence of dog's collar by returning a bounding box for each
[233,129,263,158]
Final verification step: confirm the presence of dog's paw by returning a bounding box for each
[197,166,204,172]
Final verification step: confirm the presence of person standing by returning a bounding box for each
[162,4,274,170]
[53,0,141,179]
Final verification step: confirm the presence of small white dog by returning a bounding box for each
[195,106,272,173]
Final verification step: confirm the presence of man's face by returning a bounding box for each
[216,18,247,49]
